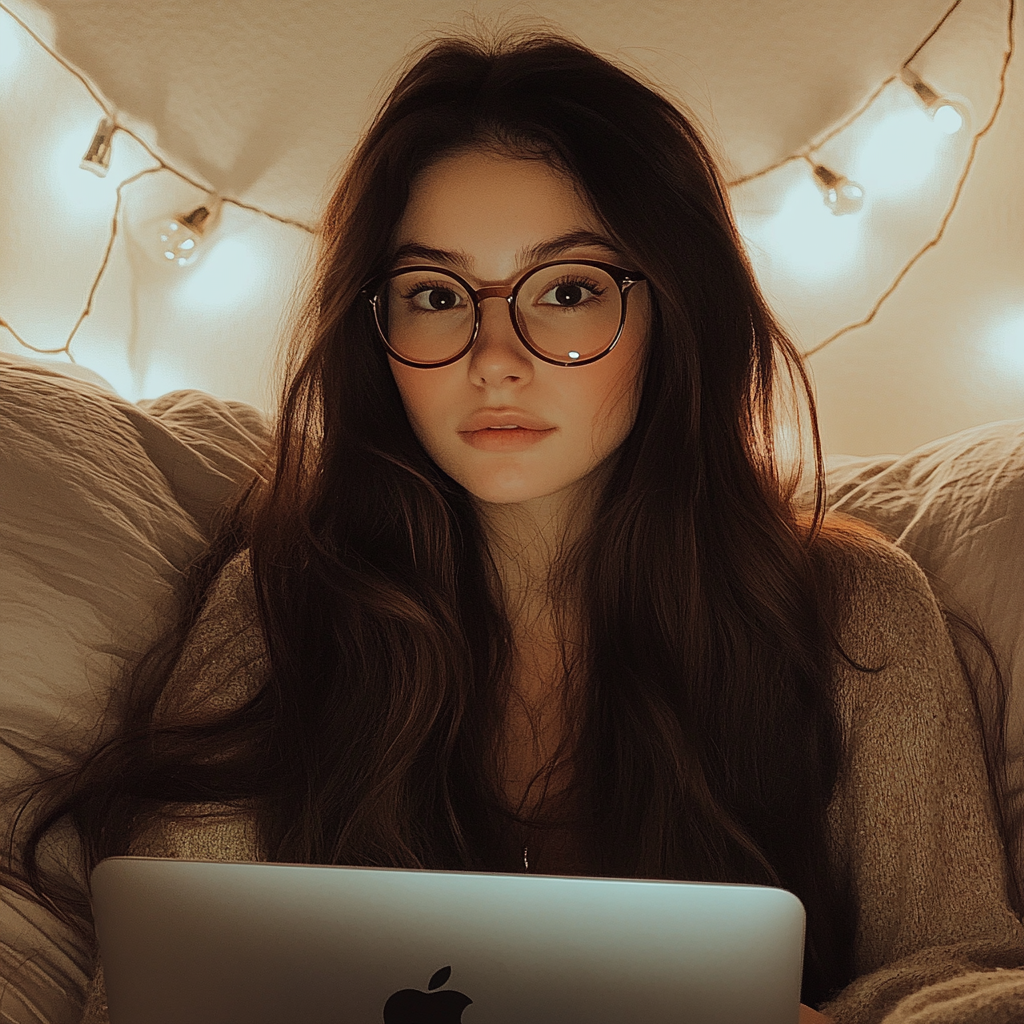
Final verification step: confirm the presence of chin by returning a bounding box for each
[459,472,572,507]
[465,483,552,506]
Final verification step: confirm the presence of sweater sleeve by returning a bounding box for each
[816,539,1024,1023]
[78,550,266,1024]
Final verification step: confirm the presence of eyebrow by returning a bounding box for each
[387,229,622,273]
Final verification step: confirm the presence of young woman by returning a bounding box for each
[10,27,1024,1024]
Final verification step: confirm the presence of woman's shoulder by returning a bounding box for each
[156,547,268,722]
[809,515,974,737]
[810,514,944,663]
[810,512,928,592]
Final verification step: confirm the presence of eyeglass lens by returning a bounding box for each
[376,264,623,365]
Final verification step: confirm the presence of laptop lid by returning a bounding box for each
[91,857,805,1024]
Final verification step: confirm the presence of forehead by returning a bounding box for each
[392,150,609,275]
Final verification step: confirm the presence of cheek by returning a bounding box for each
[389,364,464,469]
[585,345,647,453]
[391,363,431,419]
[389,365,435,444]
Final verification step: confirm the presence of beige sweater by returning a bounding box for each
[79,537,1024,1024]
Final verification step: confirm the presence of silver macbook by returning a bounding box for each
[90,857,805,1024]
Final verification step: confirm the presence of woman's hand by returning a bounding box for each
[800,1004,833,1023]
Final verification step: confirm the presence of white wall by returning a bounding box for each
[0,0,1021,455]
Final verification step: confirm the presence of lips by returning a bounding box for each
[460,426,554,451]
[458,408,555,432]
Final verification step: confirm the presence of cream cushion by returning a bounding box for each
[0,352,269,1022]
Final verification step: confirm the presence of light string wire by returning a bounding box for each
[794,0,1016,355]
[0,0,316,360]
[727,0,971,189]
[0,0,1015,364]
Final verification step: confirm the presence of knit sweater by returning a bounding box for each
[79,536,1024,1024]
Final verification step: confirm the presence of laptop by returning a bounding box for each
[90,857,805,1024]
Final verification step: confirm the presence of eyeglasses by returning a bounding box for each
[361,260,647,368]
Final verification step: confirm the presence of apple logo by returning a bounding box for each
[382,965,473,1023]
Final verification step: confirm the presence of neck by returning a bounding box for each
[475,461,609,630]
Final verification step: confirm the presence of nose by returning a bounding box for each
[468,293,532,381]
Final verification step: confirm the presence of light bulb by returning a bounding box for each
[80,116,116,177]
[149,203,219,267]
[932,102,965,135]
[900,66,969,135]
[812,164,865,216]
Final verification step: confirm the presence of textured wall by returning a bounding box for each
[0,0,1021,454]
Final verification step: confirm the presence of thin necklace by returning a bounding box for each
[523,844,529,872]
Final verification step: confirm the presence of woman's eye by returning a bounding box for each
[405,285,463,311]
[538,279,603,307]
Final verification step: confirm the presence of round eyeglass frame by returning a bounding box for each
[360,259,648,368]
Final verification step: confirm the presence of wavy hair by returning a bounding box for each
[11,26,1012,1010]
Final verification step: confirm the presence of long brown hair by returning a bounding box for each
[9,27,1001,1010]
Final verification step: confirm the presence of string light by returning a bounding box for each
[810,164,865,216]
[79,115,115,177]
[730,0,1015,356]
[900,66,969,134]
[933,103,966,134]
[0,0,313,365]
[801,0,1014,355]
[146,202,222,267]
[0,0,1016,370]
[739,170,863,283]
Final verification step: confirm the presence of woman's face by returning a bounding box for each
[386,149,651,508]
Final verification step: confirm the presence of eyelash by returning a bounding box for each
[546,275,605,297]
[400,280,461,301]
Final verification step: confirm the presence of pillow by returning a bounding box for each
[819,419,1024,898]
[0,352,270,1023]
